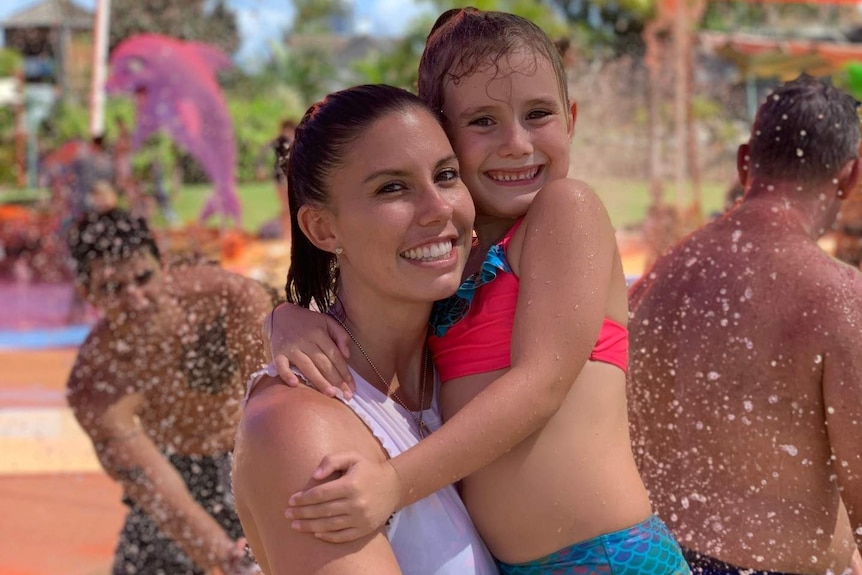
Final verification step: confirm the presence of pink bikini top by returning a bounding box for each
[428,218,629,383]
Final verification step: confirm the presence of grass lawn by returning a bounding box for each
[590,178,729,230]
[164,181,280,232]
[171,178,731,233]
[1,178,729,234]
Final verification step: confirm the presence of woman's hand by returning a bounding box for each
[264,303,355,398]
[284,451,402,543]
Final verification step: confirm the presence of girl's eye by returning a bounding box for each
[436,168,460,184]
[527,109,552,120]
[469,117,494,127]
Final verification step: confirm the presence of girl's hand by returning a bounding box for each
[285,451,401,543]
[264,303,355,398]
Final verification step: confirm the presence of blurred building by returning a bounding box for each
[0,0,94,101]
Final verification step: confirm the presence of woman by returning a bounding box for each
[232,84,497,575]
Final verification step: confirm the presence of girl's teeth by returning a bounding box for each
[402,241,453,261]
[489,167,539,182]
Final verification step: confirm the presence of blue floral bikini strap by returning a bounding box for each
[430,217,525,337]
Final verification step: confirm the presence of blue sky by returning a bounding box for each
[0,0,434,65]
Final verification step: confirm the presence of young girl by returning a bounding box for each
[271,9,688,574]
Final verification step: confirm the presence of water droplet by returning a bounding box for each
[796,148,804,157]
[743,400,753,412]
[707,371,720,381]
[779,444,798,456]
[768,394,779,404]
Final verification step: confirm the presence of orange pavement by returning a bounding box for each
[0,349,125,575]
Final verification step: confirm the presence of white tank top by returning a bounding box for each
[248,364,498,575]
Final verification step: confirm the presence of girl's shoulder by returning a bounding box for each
[517,178,610,238]
[532,177,602,212]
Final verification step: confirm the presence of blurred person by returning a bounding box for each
[628,75,862,574]
[68,135,115,225]
[66,208,272,575]
[87,179,119,213]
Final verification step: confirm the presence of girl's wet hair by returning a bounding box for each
[418,7,569,119]
[285,84,436,311]
[749,74,860,185]
[67,208,161,288]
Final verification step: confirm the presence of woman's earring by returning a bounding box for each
[335,247,343,256]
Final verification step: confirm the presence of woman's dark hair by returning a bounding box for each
[418,7,569,120]
[749,74,860,185]
[67,208,161,287]
[285,84,434,311]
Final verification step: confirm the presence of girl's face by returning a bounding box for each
[321,107,475,307]
[441,49,575,224]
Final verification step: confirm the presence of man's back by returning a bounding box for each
[629,201,862,573]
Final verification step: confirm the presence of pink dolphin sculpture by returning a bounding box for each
[106,34,241,223]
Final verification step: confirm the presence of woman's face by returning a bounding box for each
[324,106,475,306]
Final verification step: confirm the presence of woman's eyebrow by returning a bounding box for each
[362,168,409,185]
[434,154,459,170]
[362,154,458,184]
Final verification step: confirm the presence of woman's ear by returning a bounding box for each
[297,205,339,253]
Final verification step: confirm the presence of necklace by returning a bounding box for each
[329,313,432,438]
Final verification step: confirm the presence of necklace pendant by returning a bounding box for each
[418,420,432,439]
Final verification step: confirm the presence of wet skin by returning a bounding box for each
[628,195,862,573]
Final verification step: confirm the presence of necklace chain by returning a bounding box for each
[329,313,431,438]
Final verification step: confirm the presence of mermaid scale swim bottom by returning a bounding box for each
[496,515,690,575]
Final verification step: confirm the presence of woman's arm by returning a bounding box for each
[288,179,619,539]
[233,377,403,574]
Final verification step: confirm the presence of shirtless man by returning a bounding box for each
[66,208,272,575]
[628,75,862,574]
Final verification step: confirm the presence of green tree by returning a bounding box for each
[0,48,23,77]
[291,0,352,33]
[539,0,651,56]
[426,0,568,38]
[349,21,432,91]
[110,0,240,54]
